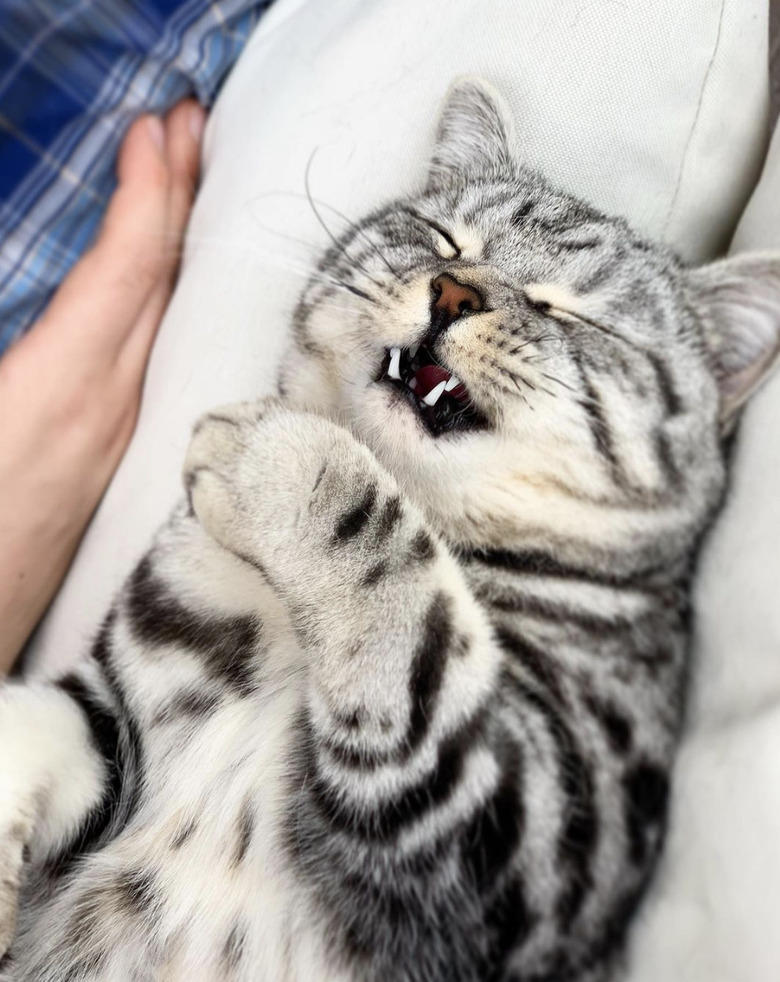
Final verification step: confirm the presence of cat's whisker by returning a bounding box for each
[304,152,385,291]
[172,230,389,307]
[250,187,404,283]
[540,372,578,393]
[548,305,647,353]
[244,215,322,256]
[506,330,560,352]
[172,233,320,274]
[333,281,381,305]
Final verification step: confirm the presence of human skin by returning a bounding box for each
[0,99,206,672]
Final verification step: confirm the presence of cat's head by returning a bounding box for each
[283,78,780,572]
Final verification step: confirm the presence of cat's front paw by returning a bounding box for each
[0,817,32,960]
[183,399,367,564]
[183,400,270,554]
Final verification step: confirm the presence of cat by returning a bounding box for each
[0,77,778,982]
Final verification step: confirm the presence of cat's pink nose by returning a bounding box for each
[431,274,484,327]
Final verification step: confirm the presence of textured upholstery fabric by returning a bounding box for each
[771,0,779,129]
[28,1,778,978]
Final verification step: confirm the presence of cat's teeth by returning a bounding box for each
[423,380,447,406]
[409,343,419,358]
[444,375,460,392]
[388,347,402,380]
[408,377,417,390]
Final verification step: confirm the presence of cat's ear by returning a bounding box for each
[428,76,513,186]
[688,253,780,423]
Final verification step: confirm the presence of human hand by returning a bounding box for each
[0,99,206,671]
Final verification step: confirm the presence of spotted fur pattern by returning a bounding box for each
[1,78,779,982]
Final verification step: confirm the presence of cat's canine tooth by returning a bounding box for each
[388,347,402,380]
[444,374,460,392]
[409,343,419,358]
[423,380,447,406]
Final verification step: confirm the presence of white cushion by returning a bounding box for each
[27,1,776,979]
[627,121,780,982]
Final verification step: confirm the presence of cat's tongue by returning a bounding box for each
[414,364,468,403]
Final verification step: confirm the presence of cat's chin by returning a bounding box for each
[349,380,430,446]
[346,383,501,537]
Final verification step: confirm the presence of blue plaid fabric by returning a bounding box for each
[0,0,274,356]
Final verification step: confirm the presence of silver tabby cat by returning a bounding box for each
[1,78,779,982]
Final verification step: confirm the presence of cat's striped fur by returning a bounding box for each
[1,78,779,982]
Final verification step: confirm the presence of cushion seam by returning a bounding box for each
[662,0,728,239]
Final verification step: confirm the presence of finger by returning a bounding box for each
[117,101,206,375]
[34,115,172,359]
[164,99,205,249]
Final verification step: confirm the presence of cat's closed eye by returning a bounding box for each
[434,229,459,259]
[406,208,462,259]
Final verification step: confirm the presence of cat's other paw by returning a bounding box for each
[183,399,369,563]
[0,815,32,960]
[183,400,269,552]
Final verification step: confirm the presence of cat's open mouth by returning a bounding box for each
[377,344,487,436]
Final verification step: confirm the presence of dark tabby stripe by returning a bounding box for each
[586,882,649,972]
[127,555,261,697]
[576,364,623,479]
[361,560,388,587]
[464,546,664,590]
[116,868,156,918]
[153,689,220,727]
[623,761,669,866]
[573,257,615,293]
[511,201,535,227]
[311,706,488,841]
[88,612,143,826]
[333,483,378,541]
[408,529,436,564]
[232,799,255,868]
[222,922,246,970]
[320,733,395,771]
[53,672,124,871]
[171,818,197,850]
[646,351,682,418]
[56,673,121,779]
[654,430,682,490]
[45,613,142,880]
[373,495,403,544]
[583,694,633,757]
[488,589,630,637]
[503,669,598,929]
[496,627,567,706]
[59,900,110,979]
[406,592,453,754]
[484,876,536,982]
[322,694,487,773]
[461,737,525,891]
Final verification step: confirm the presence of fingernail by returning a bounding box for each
[147,116,166,154]
[189,106,206,143]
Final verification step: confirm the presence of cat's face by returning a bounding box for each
[283,79,780,569]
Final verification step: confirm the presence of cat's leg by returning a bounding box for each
[185,402,513,976]
[185,400,502,764]
[0,664,124,956]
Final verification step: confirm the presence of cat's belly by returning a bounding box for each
[12,684,353,982]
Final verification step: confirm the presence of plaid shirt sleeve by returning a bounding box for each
[0,0,274,357]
